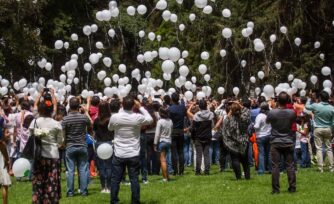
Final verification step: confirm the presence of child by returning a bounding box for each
[0,115,11,204]
[297,113,311,168]
[154,107,173,182]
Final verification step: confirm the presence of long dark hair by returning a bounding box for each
[98,101,111,126]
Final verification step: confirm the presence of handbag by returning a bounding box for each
[22,120,42,160]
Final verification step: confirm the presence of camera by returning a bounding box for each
[43,88,52,101]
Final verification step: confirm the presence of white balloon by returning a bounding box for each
[83,25,91,36]
[217,87,225,95]
[255,87,261,95]
[156,0,167,10]
[89,53,99,64]
[103,57,112,67]
[220,49,227,57]
[168,47,181,62]
[189,13,196,22]
[241,60,247,68]
[191,76,197,84]
[112,74,120,83]
[247,21,254,29]
[162,60,175,74]
[71,33,78,41]
[118,64,126,73]
[69,59,78,70]
[37,58,47,68]
[19,78,27,88]
[97,143,113,160]
[179,24,185,31]
[294,37,301,47]
[196,91,206,100]
[77,47,84,54]
[148,32,156,41]
[257,71,265,80]
[203,5,213,14]
[178,58,185,66]
[250,76,256,83]
[108,29,116,38]
[127,6,136,16]
[269,34,277,43]
[64,42,69,49]
[275,62,282,69]
[45,62,52,71]
[54,40,63,49]
[195,0,207,9]
[96,11,104,21]
[320,53,325,61]
[0,87,8,95]
[310,75,318,85]
[184,91,193,101]
[204,74,211,82]
[198,64,207,75]
[110,7,119,17]
[12,158,31,177]
[254,42,265,52]
[104,77,112,87]
[159,47,170,60]
[263,85,274,97]
[314,41,321,49]
[241,28,249,38]
[144,51,153,62]
[73,77,79,85]
[137,54,144,63]
[163,73,171,81]
[288,74,294,82]
[91,24,98,33]
[137,5,147,15]
[84,63,92,72]
[233,87,240,96]
[170,14,178,23]
[179,65,189,77]
[321,66,331,76]
[184,81,192,90]
[222,28,232,39]
[222,8,231,18]
[280,26,287,34]
[201,51,210,60]
[162,10,171,21]
[323,80,332,88]
[96,41,104,49]
[182,50,189,58]
[246,27,253,36]
[138,30,145,38]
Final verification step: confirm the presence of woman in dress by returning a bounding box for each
[30,90,63,204]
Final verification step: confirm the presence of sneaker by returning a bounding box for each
[105,189,111,194]
[122,181,131,186]
[143,180,149,185]
[162,178,168,183]
[101,189,106,193]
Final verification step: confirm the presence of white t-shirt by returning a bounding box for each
[254,113,272,138]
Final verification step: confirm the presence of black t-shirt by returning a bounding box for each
[93,118,114,142]
[267,108,296,145]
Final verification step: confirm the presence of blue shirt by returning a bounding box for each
[305,100,334,129]
[168,101,186,129]
[251,108,260,123]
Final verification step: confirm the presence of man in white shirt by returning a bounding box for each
[108,96,153,204]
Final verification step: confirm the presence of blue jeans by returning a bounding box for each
[248,141,254,166]
[96,142,113,189]
[158,142,171,152]
[257,136,271,174]
[139,134,148,181]
[300,142,310,168]
[183,134,192,166]
[66,146,89,195]
[111,156,140,204]
[167,147,173,174]
[209,140,220,165]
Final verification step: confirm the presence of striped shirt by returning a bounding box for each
[62,112,91,148]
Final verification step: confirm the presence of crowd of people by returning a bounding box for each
[0,88,334,204]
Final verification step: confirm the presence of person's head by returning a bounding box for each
[23,115,34,129]
[159,107,169,119]
[257,96,266,105]
[171,93,179,104]
[163,95,171,106]
[296,112,310,124]
[98,101,111,121]
[69,97,80,111]
[38,99,53,117]
[109,99,121,113]
[230,103,241,116]
[300,96,307,104]
[152,101,161,112]
[198,99,207,110]
[55,104,66,121]
[122,96,135,111]
[277,92,289,107]
[242,97,251,109]
[20,101,30,111]
[91,96,100,107]
[260,102,270,114]
[319,91,329,102]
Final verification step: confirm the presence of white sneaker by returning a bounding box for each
[105,189,111,194]
[101,189,106,193]
[143,180,149,185]
[162,179,168,183]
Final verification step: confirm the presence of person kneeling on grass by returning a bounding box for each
[154,107,173,182]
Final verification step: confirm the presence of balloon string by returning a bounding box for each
[229,39,240,65]
[146,8,156,19]
[87,36,92,54]
[285,34,294,56]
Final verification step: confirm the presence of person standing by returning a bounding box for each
[254,102,272,175]
[305,91,334,172]
[30,92,63,203]
[108,96,153,204]
[168,93,186,175]
[62,97,92,197]
[266,92,296,194]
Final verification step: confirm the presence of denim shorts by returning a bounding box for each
[157,142,171,152]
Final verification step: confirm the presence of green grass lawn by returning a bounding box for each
[4,165,334,204]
